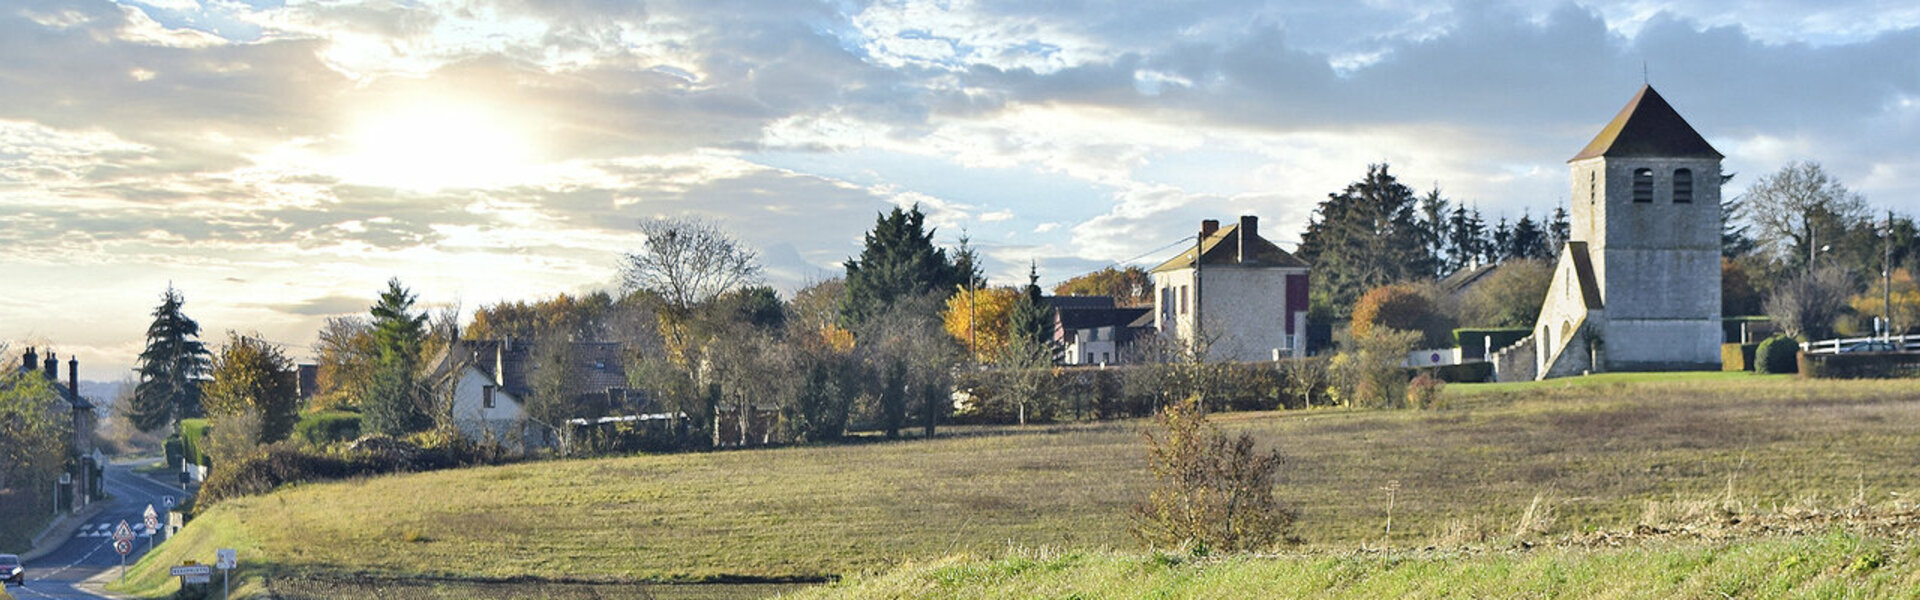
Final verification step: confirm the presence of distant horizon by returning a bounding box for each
[5,0,1919,377]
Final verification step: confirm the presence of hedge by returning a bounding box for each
[1453,328,1531,358]
[1756,335,1800,375]
[953,358,1335,424]
[1798,352,1920,379]
[1721,343,1759,371]
[179,418,213,467]
[294,411,362,446]
[1413,361,1494,383]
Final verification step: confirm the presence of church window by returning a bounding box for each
[1588,172,1596,205]
[1632,168,1654,203]
[1672,168,1693,203]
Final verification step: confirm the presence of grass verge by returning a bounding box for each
[110,373,1920,597]
[792,531,1920,599]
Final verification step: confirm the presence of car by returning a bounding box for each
[1839,341,1901,353]
[1,553,22,586]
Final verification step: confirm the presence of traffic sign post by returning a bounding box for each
[113,520,136,581]
[145,504,160,552]
[216,548,237,600]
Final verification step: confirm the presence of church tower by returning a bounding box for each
[1515,86,1723,379]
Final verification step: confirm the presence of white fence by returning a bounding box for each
[1800,334,1920,355]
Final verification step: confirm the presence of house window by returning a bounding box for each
[1285,334,1296,350]
[1102,352,1110,363]
[1180,286,1189,315]
[1632,168,1654,203]
[1087,353,1095,364]
[482,385,496,409]
[1672,168,1693,203]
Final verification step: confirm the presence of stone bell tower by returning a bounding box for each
[1524,86,1724,378]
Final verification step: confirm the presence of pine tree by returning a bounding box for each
[1548,206,1571,254]
[1294,164,1435,316]
[363,278,431,436]
[1490,217,1513,264]
[130,286,212,433]
[1510,212,1548,260]
[841,205,968,327]
[1007,263,1055,351]
[1419,187,1451,277]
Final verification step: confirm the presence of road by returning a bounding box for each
[9,461,189,600]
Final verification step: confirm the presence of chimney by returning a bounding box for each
[44,351,57,381]
[1238,215,1258,263]
[1200,219,1219,238]
[68,357,78,398]
[20,347,34,373]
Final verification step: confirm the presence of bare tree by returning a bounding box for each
[621,218,762,313]
[1742,162,1870,268]
[1765,265,1858,340]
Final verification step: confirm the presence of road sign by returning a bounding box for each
[144,504,160,530]
[170,565,213,577]
[216,549,237,570]
[113,539,132,555]
[164,495,176,508]
[113,520,135,542]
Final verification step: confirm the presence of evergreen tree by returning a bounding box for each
[1007,263,1055,351]
[1418,187,1451,277]
[1721,196,1757,258]
[1509,212,1548,260]
[130,286,212,433]
[363,278,431,436]
[840,205,968,327]
[1547,207,1571,254]
[1490,217,1513,264]
[1294,164,1435,316]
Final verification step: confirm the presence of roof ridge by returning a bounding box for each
[1569,85,1722,162]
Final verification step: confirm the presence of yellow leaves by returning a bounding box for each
[1848,268,1920,332]
[820,323,857,354]
[942,287,1020,362]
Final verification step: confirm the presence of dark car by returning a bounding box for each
[1,553,22,586]
[1839,341,1901,353]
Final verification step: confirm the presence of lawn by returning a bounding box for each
[111,373,1920,598]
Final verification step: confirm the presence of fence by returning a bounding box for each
[1800,334,1920,355]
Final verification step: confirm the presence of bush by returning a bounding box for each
[1756,335,1801,374]
[1406,372,1447,409]
[1132,399,1294,553]
[179,418,213,467]
[1721,343,1760,371]
[294,411,362,446]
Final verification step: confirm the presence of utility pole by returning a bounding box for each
[1886,210,1895,341]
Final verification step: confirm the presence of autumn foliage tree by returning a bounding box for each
[1054,266,1152,306]
[941,287,1018,362]
[202,332,299,444]
[1350,283,1451,347]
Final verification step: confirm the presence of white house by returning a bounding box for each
[1149,215,1312,362]
[430,339,639,450]
[1497,85,1724,380]
[1047,296,1152,365]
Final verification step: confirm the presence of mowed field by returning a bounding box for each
[111,373,1920,598]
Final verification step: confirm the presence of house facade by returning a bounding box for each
[1046,296,1152,366]
[1149,215,1312,362]
[431,339,641,450]
[11,347,100,513]
[1499,85,1724,380]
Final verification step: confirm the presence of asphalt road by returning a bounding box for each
[9,462,189,600]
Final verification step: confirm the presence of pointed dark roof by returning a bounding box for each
[1569,85,1722,162]
[1149,223,1308,273]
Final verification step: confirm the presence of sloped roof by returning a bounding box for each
[1570,85,1722,162]
[1566,242,1603,310]
[435,339,629,401]
[1149,223,1308,273]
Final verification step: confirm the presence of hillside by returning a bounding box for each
[111,373,1920,598]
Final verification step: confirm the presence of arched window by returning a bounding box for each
[1632,168,1654,203]
[1672,168,1693,203]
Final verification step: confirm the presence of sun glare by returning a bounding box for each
[336,98,537,191]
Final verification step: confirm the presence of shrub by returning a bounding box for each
[1800,353,1920,379]
[1352,284,1452,347]
[197,442,360,509]
[294,411,362,446]
[1333,328,1421,409]
[1721,343,1759,371]
[179,418,213,467]
[1406,372,1447,409]
[1132,399,1294,553]
[1756,335,1800,374]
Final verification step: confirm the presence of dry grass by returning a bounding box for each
[111,373,1920,598]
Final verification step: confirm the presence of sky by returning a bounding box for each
[3,0,1918,379]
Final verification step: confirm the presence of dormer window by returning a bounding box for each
[1672,168,1693,203]
[1632,168,1654,203]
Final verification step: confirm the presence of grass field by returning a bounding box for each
[109,373,1920,598]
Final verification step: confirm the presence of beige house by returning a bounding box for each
[1149,215,1311,362]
